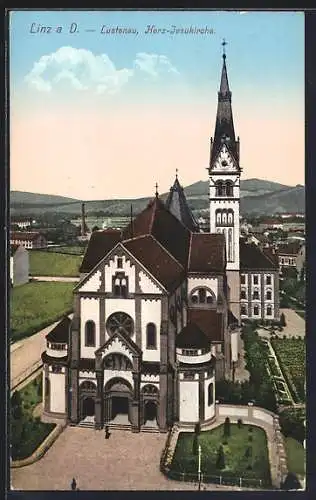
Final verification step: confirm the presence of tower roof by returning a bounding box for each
[165,174,199,232]
[210,47,239,165]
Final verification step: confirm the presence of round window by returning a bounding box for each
[106,312,134,337]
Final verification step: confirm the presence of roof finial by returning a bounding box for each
[222,38,227,59]
[175,168,178,180]
[155,182,159,198]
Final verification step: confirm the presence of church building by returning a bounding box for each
[41,45,279,433]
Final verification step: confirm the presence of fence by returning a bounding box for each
[165,469,268,489]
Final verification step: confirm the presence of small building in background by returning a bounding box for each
[10,231,47,249]
[296,243,306,281]
[10,244,29,286]
[276,241,302,270]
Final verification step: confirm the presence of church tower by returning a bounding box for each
[208,42,241,321]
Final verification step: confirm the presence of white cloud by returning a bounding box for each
[134,52,180,79]
[24,47,180,93]
[24,46,134,94]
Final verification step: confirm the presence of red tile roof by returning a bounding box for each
[240,241,279,270]
[46,316,71,343]
[277,242,302,256]
[189,233,226,273]
[124,235,185,292]
[187,308,223,342]
[79,229,121,273]
[123,197,191,268]
[10,231,44,241]
[176,323,210,349]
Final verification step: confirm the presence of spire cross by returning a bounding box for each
[176,168,178,179]
[222,38,227,58]
[155,182,159,198]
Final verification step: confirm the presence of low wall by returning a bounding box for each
[11,423,66,468]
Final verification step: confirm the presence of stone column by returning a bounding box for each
[95,354,104,430]
[130,355,141,432]
[70,367,79,423]
[159,317,168,432]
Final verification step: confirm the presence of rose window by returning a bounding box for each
[106,312,134,337]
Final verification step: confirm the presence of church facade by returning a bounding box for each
[41,47,279,432]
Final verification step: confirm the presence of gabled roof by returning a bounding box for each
[95,327,142,358]
[176,323,210,349]
[189,233,226,273]
[240,241,279,271]
[165,176,199,232]
[122,196,191,268]
[277,242,302,256]
[46,315,71,343]
[187,309,223,342]
[10,231,44,241]
[79,229,121,273]
[124,234,185,292]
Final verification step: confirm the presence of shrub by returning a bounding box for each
[216,445,225,470]
[245,446,252,458]
[223,417,231,437]
[192,434,199,456]
[281,472,302,490]
[237,418,242,428]
[280,313,286,327]
[248,435,253,442]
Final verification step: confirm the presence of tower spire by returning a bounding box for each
[210,41,238,164]
[155,182,159,198]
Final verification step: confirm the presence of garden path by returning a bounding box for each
[10,314,73,389]
[257,308,305,339]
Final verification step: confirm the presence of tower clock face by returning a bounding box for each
[213,146,235,171]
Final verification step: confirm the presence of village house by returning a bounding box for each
[10,231,47,249]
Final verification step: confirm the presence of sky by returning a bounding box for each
[10,10,304,200]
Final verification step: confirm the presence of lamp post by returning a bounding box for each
[198,444,202,491]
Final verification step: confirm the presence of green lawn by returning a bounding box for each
[11,376,56,461]
[10,281,74,342]
[47,245,86,255]
[170,424,271,487]
[284,437,305,477]
[29,251,82,277]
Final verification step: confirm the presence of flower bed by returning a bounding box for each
[271,339,306,403]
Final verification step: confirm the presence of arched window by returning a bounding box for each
[191,287,215,306]
[216,181,224,197]
[227,210,234,225]
[226,181,233,197]
[240,289,247,300]
[253,289,260,300]
[106,312,134,337]
[228,228,233,262]
[198,288,206,304]
[222,211,227,225]
[85,321,96,347]
[254,305,259,316]
[241,305,248,316]
[80,380,96,392]
[208,383,214,406]
[113,273,128,297]
[146,323,157,349]
[267,306,272,316]
[266,290,272,300]
[216,209,222,225]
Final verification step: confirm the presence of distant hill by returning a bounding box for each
[10,179,305,217]
[10,191,79,205]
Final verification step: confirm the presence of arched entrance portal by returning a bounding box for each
[83,397,95,417]
[144,401,157,424]
[104,377,133,426]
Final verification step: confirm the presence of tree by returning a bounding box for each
[11,391,23,420]
[92,225,100,232]
[216,445,225,470]
[281,472,302,490]
[192,433,199,456]
[280,313,286,328]
[223,417,231,437]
